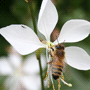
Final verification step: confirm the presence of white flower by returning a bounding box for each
[0,0,90,89]
[0,0,90,69]
[0,47,46,90]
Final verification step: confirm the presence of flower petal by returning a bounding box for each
[38,0,58,40]
[7,46,22,69]
[23,53,46,75]
[65,46,90,70]
[55,19,90,44]
[0,58,13,75]
[20,75,41,90]
[5,76,20,90]
[9,54,22,69]
[0,25,45,55]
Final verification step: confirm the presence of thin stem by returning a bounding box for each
[28,0,37,34]
[38,56,45,90]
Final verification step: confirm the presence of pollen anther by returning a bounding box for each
[46,41,54,49]
[60,78,72,87]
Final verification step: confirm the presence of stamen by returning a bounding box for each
[48,78,50,88]
[45,63,51,88]
[60,78,72,87]
[52,84,55,90]
[45,72,50,88]
[61,74,65,80]
[58,79,61,90]
[46,41,54,49]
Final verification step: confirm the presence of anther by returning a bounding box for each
[68,84,72,87]
[46,41,54,49]
[60,78,72,87]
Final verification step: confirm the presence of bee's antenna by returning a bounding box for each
[56,35,59,44]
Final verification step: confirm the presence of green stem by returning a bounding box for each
[28,0,37,34]
[27,1,44,90]
[38,56,45,90]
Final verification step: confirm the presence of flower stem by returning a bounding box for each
[28,0,37,34]
[27,1,44,90]
[38,56,45,90]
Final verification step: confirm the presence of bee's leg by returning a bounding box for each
[58,78,61,90]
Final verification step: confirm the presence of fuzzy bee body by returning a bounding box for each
[49,44,65,80]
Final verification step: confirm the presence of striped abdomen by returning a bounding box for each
[51,57,63,80]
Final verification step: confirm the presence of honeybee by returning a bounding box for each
[48,43,65,80]
[46,42,72,90]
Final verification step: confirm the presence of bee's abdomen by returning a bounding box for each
[52,65,63,80]
[52,74,59,80]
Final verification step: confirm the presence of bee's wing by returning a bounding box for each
[62,58,71,80]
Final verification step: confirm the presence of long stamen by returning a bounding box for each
[61,74,65,81]
[45,68,50,88]
[45,62,50,88]
[48,77,50,88]
[53,84,55,90]
[60,78,72,87]
[45,49,52,88]
[45,71,50,88]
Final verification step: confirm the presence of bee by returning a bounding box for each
[46,42,72,90]
[48,43,65,80]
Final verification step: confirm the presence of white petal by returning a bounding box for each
[20,75,41,90]
[7,46,22,68]
[65,46,90,70]
[0,58,13,75]
[0,25,45,55]
[5,76,20,90]
[23,54,39,74]
[55,19,90,43]
[9,54,22,69]
[23,53,46,75]
[38,0,58,40]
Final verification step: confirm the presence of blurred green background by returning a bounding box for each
[0,0,90,90]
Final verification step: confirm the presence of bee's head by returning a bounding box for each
[55,44,64,50]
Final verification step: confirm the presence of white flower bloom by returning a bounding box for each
[0,47,46,90]
[0,0,90,69]
[0,0,90,89]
